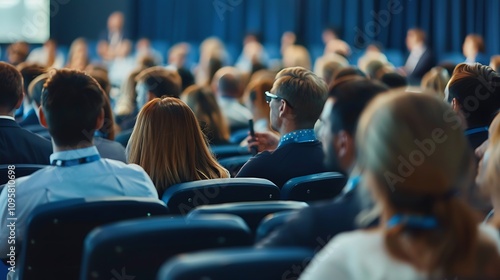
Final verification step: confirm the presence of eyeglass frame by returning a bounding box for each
[264,91,294,108]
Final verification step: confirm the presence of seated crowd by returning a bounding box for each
[2,19,500,279]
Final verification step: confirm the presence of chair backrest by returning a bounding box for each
[255,210,297,243]
[162,178,280,215]
[19,197,169,280]
[210,144,251,160]
[281,172,347,202]
[157,247,315,280]
[218,154,252,177]
[0,164,47,185]
[189,201,308,236]
[80,214,253,280]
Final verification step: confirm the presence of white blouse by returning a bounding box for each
[300,224,500,280]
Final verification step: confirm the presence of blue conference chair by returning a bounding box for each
[158,247,315,280]
[162,178,280,215]
[255,210,298,243]
[281,172,347,203]
[217,154,252,177]
[18,197,168,280]
[0,164,47,185]
[80,214,253,280]
[211,144,251,160]
[189,201,308,237]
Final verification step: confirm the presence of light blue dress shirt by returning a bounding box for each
[0,146,158,257]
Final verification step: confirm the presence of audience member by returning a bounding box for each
[26,38,65,68]
[6,41,30,66]
[365,60,394,81]
[380,72,408,89]
[216,71,253,131]
[66,37,90,71]
[236,67,328,187]
[168,42,191,70]
[446,63,500,149]
[282,45,312,70]
[402,28,435,85]
[22,73,49,136]
[242,78,274,133]
[135,38,163,65]
[421,66,450,100]
[314,54,348,87]
[182,85,230,145]
[280,31,297,56]
[196,37,228,86]
[301,92,500,280]
[97,11,132,61]
[16,63,46,124]
[258,79,388,248]
[0,62,52,164]
[357,43,389,73]
[490,55,500,73]
[0,69,158,257]
[478,113,500,228]
[127,97,229,197]
[463,34,489,65]
[235,33,269,73]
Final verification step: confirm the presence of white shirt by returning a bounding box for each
[0,146,158,256]
[300,224,500,280]
[26,47,65,69]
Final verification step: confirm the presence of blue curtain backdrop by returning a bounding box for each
[132,0,500,60]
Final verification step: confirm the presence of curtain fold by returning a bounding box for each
[134,0,500,58]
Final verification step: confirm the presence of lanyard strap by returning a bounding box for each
[51,154,101,167]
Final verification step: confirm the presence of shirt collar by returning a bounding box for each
[278,129,317,148]
[50,146,100,163]
[0,115,15,121]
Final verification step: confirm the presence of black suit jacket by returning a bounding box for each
[236,141,328,188]
[257,183,376,250]
[407,48,435,85]
[0,118,52,165]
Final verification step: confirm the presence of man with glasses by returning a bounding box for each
[236,67,328,187]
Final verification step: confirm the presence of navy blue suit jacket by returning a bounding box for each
[257,183,376,250]
[0,118,52,164]
[407,48,435,85]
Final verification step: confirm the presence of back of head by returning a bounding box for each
[356,91,496,277]
[42,69,105,147]
[136,66,182,98]
[380,72,408,89]
[282,45,312,70]
[447,63,500,128]
[218,73,240,97]
[182,85,229,144]
[86,65,111,97]
[273,67,328,127]
[17,63,46,99]
[128,97,227,196]
[421,67,450,100]
[329,79,389,136]
[0,62,23,114]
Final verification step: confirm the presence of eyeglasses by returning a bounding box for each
[265,91,293,108]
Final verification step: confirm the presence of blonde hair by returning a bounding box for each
[273,67,328,127]
[421,67,450,100]
[128,97,229,197]
[282,45,312,70]
[357,91,500,277]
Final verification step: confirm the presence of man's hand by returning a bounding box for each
[246,131,280,153]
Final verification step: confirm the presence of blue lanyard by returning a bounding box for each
[464,126,488,136]
[51,154,101,167]
[278,129,317,148]
[387,214,438,230]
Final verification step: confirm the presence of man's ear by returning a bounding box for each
[335,130,351,157]
[38,107,48,128]
[278,99,293,118]
[95,108,105,130]
[451,98,460,112]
